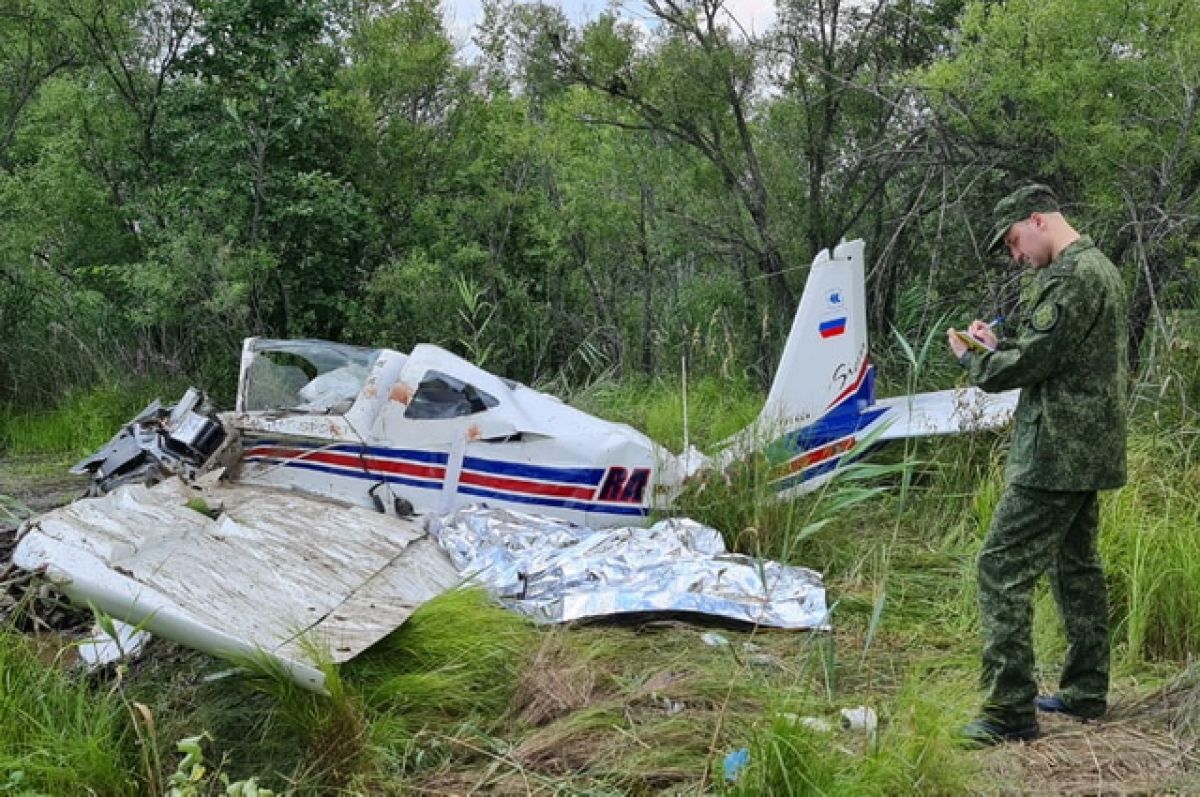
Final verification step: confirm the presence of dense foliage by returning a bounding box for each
[0,0,1196,407]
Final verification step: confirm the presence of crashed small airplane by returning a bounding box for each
[69,239,1017,526]
[13,239,1017,689]
[230,240,1017,521]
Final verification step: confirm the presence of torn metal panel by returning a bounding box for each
[13,479,459,691]
[71,388,232,496]
[428,507,830,629]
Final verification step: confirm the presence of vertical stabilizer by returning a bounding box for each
[760,239,870,426]
[716,237,1016,496]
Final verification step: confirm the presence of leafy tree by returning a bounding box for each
[551,1,799,326]
[0,0,78,170]
[923,0,1200,367]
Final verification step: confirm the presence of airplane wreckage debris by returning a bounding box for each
[12,459,827,692]
[10,379,830,691]
[8,240,1016,689]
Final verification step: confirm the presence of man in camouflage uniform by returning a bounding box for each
[947,184,1128,745]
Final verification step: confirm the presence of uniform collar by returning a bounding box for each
[1054,235,1093,263]
[1044,235,1093,276]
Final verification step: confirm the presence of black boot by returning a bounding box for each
[960,716,1040,747]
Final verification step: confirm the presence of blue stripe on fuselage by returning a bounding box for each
[242,438,605,486]
[765,369,884,464]
[243,455,643,516]
[461,456,604,486]
[458,485,648,516]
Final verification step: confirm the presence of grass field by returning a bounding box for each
[2,370,1199,795]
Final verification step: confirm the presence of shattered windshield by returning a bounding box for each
[405,370,499,419]
[241,339,382,413]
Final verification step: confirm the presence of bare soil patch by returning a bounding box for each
[1,454,92,630]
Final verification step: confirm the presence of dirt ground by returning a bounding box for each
[0,453,89,523]
[980,704,1200,795]
[1,456,86,560]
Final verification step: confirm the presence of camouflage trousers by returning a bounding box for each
[978,484,1109,724]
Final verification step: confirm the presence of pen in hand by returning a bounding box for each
[963,315,1004,351]
[973,315,1005,335]
[949,315,1005,357]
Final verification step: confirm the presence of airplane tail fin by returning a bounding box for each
[716,238,1019,495]
[760,239,872,426]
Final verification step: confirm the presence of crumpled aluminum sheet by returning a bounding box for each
[426,506,830,629]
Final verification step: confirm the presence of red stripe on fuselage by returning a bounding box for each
[244,446,597,500]
[775,437,856,478]
[248,447,445,480]
[459,471,596,499]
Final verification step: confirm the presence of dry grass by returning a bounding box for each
[511,632,601,727]
[985,713,1200,796]
[513,722,612,775]
[974,669,1200,796]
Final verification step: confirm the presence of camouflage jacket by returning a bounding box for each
[967,236,1128,491]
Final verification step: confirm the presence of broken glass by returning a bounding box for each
[241,339,381,413]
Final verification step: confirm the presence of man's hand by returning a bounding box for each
[948,327,969,358]
[968,319,999,349]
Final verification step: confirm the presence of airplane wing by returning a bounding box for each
[13,478,459,691]
[873,387,1020,439]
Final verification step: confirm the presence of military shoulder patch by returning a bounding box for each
[1030,301,1060,332]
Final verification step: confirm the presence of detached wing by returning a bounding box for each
[874,388,1019,439]
[13,479,459,691]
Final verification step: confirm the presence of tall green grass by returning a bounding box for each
[0,379,188,456]
[0,632,136,795]
[727,678,976,796]
[347,588,538,783]
[1102,433,1200,665]
[218,645,367,791]
[350,587,537,722]
[569,374,762,453]
[102,590,539,795]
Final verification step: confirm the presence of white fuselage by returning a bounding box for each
[230,341,698,527]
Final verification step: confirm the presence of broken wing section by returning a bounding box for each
[13,479,459,691]
[873,387,1020,439]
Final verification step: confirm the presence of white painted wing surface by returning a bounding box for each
[873,388,1020,439]
[13,479,459,691]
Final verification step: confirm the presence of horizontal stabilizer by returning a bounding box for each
[874,388,1019,439]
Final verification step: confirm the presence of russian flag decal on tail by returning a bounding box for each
[818,317,847,338]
